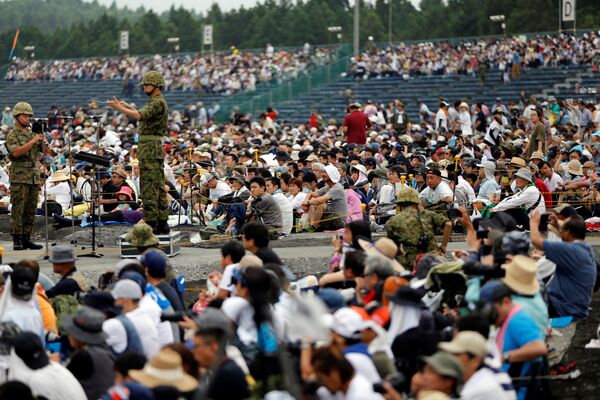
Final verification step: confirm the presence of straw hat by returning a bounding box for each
[358,238,405,272]
[501,255,540,295]
[530,151,545,161]
[129,349,198,392]
[564,159,583,176]
[48,170,70,183]
[508,157,527,168]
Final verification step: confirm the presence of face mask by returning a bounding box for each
[585,170,593,177]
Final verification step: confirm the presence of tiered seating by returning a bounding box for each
[277,65,592,124]
[0,79,225,113]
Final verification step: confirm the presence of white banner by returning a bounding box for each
[562,0,575,22]
[119,31,129,51]
[203,25,213,46]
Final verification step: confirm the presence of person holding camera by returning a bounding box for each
[5,101,48,250]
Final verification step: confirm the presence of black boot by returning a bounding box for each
[146,221,159,235]
[12,234,24,251]
[22,234,43,250]
[156,220,170,235]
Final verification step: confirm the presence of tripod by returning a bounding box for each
[79,170,103,258]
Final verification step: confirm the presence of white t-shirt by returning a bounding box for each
[126,306,160,358]
[140,294,173,347]
[219,263,239,295]
[209,181,232,201]
[45,181,71,212]
[222,296,257,345]
[344,352,381,384]
[23,362,87,400]
[103,318,127,354]
[543,173,563,192]
[288,192,307,213]
[436,109,448,130]
[316,373,384,400]
[272,192,293,235]
[419,181,453,206]
[461,367,516,400]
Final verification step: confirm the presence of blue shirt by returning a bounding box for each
[501,309,543,400]
[512,293,549,337]
[544,240,597,320]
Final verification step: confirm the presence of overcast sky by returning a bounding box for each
[92,0,421,14]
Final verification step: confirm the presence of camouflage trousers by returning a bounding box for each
[10,183,39,235]
[140,159,168,221]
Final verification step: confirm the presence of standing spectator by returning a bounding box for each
[343,102,371,145]
[141,249,185,312]
[1,107,13,126]
[436,102,449,132]
[526,109,547,158]
[530,212,597,320]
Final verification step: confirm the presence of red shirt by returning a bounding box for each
[343,110,371,144]
[534,177,552,209]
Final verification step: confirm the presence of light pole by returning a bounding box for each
[24,45,35,59]
[489,15,506,35]
[353,0,360,55]
[167,37,180,54]
[388,0,392,43]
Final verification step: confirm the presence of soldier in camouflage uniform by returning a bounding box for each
[108,71,169,234]
[5,102,44,250]
[386,187,452,271]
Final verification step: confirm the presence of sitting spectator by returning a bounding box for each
[247,176,283,232]
[11,331,87,400]
[62,306,116,400]
[46,245,90,299]
[303,164,348,231]
[240,221,283,265]
[491,168,545,229]
[419,168,453,209]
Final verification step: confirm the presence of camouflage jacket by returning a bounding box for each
[5,125,41,185]
[386,207,448,268]
[138,94,168,161]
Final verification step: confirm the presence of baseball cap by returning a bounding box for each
[194,308,231,336]
[422,351,464,384]
[11,264,38,301]
[330,307,367,339]
[112,279,143,300]
[438,331,488,357]
[13,331,49,370]
[140,249,168,277]
[427,168,442,177]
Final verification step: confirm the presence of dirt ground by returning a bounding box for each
[550,290,600,399]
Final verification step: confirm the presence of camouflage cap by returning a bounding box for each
[396,187,420,204]
[12,102,33,117]
[125,223,159,247]
[141,71,165,88]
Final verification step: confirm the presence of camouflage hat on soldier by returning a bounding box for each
[12,102,33,117]
[396,187,420,205]
[141,71,166,88]
[126,223,159,247]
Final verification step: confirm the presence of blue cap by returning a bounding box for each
[140,249,168,277]
[119,271,147,294]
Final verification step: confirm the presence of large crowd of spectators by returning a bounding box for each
[0,52,600,397]
[4,45,335,94]
[349,32,600,79]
